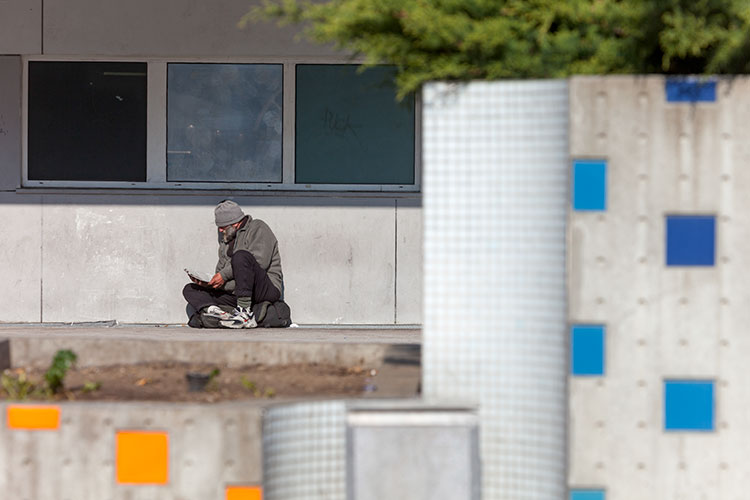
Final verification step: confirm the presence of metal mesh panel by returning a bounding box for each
[263,401,346,500]
[422,81,569,499]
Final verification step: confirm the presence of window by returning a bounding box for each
[571,159,607,211]
[569,489,605,500]
[24,59,418,191]
[570,324,605,376]
[295,65,415,185]
[28,61,147,182]
[665,215,716,266]
[664,380,715,431]
[167,63,283,183]
[665,78,717,103]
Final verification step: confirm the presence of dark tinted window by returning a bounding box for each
[28,62,147,182]
[295,65,415,185]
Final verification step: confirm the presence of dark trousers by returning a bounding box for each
[183,250,281,313]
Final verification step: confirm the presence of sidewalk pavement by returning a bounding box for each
[0,323,421,343]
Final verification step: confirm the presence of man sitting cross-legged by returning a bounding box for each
[183,200,285,329]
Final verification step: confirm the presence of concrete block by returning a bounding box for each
[0,1,41,54]
[0,56,21,190]
[396,198,422,324]
[43,0,339,58]
[347,405,480,500]
[0,193,41,322]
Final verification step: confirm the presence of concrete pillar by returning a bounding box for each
[422,81,569,499]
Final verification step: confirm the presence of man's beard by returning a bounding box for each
[222,226,238,243]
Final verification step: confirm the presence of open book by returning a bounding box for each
[184,268,213,284]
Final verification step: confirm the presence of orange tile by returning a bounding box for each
[116,430,169,484]
[226,485,263,500]
[7,405,60,430]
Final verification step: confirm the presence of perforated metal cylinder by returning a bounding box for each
[422,81,569,499]
[262,401,346,500]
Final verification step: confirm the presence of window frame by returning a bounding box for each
[21,56,421,192]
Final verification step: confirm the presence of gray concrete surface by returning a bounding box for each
[42,0,336,57]
[0,1,40,54]
[347,405,480,500]
[0,325,421,368]
[0,194,422,325]
[0,193,42,323]
[395,199,423,324]
[0,57,21,191]
[0,401,265,500]
[567,76,750,499]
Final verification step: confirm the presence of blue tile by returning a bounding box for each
[570,489,605,500]
[664,380,715,431]
[571,325,605,376]
[572,159,607,211]
[666,79,717,102]
[666,215,716,266]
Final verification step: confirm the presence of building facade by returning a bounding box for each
[0,0,422,325]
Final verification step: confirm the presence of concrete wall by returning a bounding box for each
[0,1,41,54]
[569,76,750,499]
[0,0,334,57]
[0,193,420,324]
[0,401,264,500]
[0,400,477,500]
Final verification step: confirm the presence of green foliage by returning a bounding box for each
[246,0,750,98]
[45,349,78,394]
[1,369,40,401]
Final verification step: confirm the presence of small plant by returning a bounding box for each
[45,349,77,394]
[241,376,261,397]
[1,369,39,401]
[81,381,101,393]
[241,376,276,398]
[205,368,221,391]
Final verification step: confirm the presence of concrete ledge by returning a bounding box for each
[0,325,421,368]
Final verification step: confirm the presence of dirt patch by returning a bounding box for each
[1,361,380,403]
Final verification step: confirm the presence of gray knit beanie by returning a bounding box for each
[214,200,245,227]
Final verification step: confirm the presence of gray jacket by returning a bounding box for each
[215,216,284,296]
